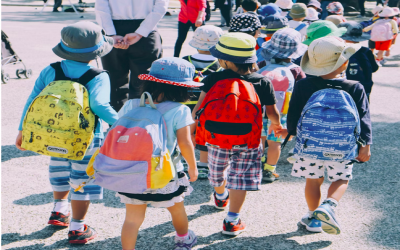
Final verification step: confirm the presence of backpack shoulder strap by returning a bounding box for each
[309,77,356,93]
[77,68,106,86]
[50,62,69,81]
[295,23,306,32]
[256,37,265,48]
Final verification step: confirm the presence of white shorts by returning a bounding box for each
[291,156,353,182]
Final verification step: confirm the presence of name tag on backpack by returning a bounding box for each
[323,152,344,159]
[232,144,248,150]
[47,146,68,154]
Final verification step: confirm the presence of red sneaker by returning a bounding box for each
[213,192,229,210]
[48,212,70,227]
[68,225,97,244]
[222,219,246,236]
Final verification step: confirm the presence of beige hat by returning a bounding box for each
[325,15,343,26]
[301,36,361,76]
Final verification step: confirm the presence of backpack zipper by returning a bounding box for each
[29,132,33,143]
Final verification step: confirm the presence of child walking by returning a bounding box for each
[288,3,309,41]
[363,7,399,65]
[360,6,383,54]
[339,22,380,101]
[194,33,282,235]
[258,28,308,182]
[283,36,372,234]
[183,25,224,179]
[15,21,119,244]
[117,58,199,250]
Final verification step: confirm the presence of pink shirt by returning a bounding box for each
[178,0,207,24]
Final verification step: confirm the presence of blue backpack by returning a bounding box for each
[293,81,362,161]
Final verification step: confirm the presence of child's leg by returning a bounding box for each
[197,150,209,179]
[166,201,188,235]
[208,147,230,208]
[229,190,246,213]
[200,150,208,164]
[121,204,147,250]
[266,140,281,166]
[305,178,324,211]
[327,180,349,202]
[377,50,384,60]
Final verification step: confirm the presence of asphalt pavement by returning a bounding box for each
[1,5,400,250]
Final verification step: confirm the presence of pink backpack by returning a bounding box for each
[371,19,393,41]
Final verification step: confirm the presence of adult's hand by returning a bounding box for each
[123,33,143,46]
[15,131,26,151]
[111,35,129,49]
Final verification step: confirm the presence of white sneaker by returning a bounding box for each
[380,58,387,65]
[174,230,197,250]
[299,214,323,233]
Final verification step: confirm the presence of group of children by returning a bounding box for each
[15,1,398,249]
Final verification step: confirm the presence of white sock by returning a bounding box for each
[53,199,69,214]
[307,210,314,218]
[70,219,85,231]
[216,190,228,200]
[323,198,338,208]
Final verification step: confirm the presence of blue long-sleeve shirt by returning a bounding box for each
[18,60,119,139]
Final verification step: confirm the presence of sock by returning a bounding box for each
[226,211,240,225]
[53,199,69,214]
[70,218,85,231]
[307,210,314,219]
[215,189,228,200]
[264,164,276,172]
[176,232,188,238]
[323,198,338,208]
[197,162,208,168]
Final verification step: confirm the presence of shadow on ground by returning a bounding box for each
[1,145,39,162]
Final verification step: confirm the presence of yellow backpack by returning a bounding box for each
[21,62,103,160]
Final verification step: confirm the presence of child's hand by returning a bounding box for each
[275,128,288,139]
[268,123,283,137]
[188,166,198,182]
[356,145,371,162]
[15,131,26,151]
[123,33,143,46]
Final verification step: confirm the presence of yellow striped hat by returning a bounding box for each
[209,33,257,64]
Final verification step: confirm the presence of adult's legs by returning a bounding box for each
[174,21,196,58]
[388,0,400,7]
[358,0,366,16]
[128,30,163,98]
[220,1,233,26]
[53,0,62,11]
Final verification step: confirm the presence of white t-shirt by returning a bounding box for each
[288,20,308,41]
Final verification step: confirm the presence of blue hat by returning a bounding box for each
[138,57,203,87]
[261,28,308,60]
[261,15,289,34]
[258,3,282,17]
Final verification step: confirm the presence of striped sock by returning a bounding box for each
[226,212,240,225]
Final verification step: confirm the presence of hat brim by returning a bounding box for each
[341,33,371,42]
[261,41,308,60]
[303,27,347,46]
[289,13,307,19]
[138,74,204,88]
[209,46,257,64]
[189,39,217,51]
[52,36,114,62]
[307,5,322,12]
[300,43,361,76]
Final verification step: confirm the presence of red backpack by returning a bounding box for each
[195,78,262,150]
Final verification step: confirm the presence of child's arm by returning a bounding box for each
[177,126,198,182]
[363,23,374,32]
[265,105,282,136]
[391,20,399,34]
[191,91,207,120]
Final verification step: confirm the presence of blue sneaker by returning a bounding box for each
[313,203,341,235]
[299,214,322,233]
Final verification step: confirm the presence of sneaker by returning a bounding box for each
[222,219,246,236]
[313,203,341,235]
[380,58,387,65]
[376,60,382,67]
[213,192,229,210]
[68,225,97,244]
[262,170,279,182]
[174,229,197,250]
[299,214,322,233]
[197,164,209,179]
[48,212,70,227]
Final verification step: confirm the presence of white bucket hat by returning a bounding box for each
[372,6,383,15]
[275,0,293,10]
[305,7,319,21]
[301,36,361,76]
[379,7,396,17]
[189,25,224,51]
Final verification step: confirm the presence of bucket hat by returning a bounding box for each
[379,7,396,17]
[305,8,319,21]
[275,0,293,10]
[301,36,361,76]
[52,21,113,62]
[189,25,224,51]
[393,7,399,15]
[326,15,344,26]
[289,3,308,19]
[261,15,289,34]
[258,3,282,17]
[261,28,308,60]
[303,20,347,45]
[327,2,344,15]
[372,6,383,15]
[209,33,257,64]
[307,0,322,12]
[339,21,370,42]
[138,57,203,88]
[229,13,262,33]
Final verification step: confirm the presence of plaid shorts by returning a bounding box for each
[207,144,263,191]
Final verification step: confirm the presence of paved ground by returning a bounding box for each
[2,5,400,250]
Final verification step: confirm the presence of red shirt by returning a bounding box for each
[178,0,207,24]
